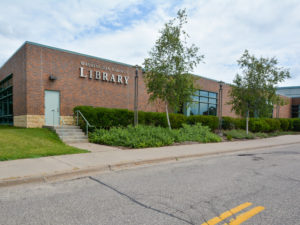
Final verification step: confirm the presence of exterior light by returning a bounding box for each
[49,74,57,81]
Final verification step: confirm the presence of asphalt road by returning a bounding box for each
[1,143,300,225]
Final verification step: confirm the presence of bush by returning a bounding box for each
[226,134,233,141]
[277,118,289,131]
[249,118,270,132]
[222,117,235,130]
[264,118,280,132]
[89,124,221,148]
[222,117,245,130]
[74,106,217,130]
[172,124,221,143]
[292,119,300,131]
[169,113,187,129]
[187,115,219,131]
[89,125,174,148]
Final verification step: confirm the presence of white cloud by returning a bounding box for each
[0,0,299,87]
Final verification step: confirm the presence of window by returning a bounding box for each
[0,75,13,125]
[185,90,218,116]
[292,105,300,118]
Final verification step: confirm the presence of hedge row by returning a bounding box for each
[73,106,219,131]
[222,116,300,132]
[74,106,300,132]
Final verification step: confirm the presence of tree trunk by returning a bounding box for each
[165,101,171,130]
[246,109,249,135]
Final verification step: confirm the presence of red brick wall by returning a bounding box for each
[272,95,291,118]
[25,43,163,116]
[0,44,27,116]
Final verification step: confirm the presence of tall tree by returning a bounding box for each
[229,50,290,134]
[143,9,203,129]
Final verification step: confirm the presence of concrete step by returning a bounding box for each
[62,137,89,143]
[58,133,87,138]
[54,126,81,130]
[44,125,89,144]
[65,140,89,144]
[55,129,83,134]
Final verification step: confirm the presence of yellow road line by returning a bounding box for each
[225,206,265,225]
[201,202,252,225]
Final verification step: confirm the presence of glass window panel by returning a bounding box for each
[209,92,217,98]
[193,90,200,96]
[200,97,208,103]
[199,91,209,97]
[192,95,199,101]
[208,104,217,116]
[209,98,217,104]
[199,103,209,115]
[189,102,199,115]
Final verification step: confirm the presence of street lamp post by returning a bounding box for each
[218,81,225,134]
[134,65,139,126]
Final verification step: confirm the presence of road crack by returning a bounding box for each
[89,176,195,225]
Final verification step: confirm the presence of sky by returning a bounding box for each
[0,0,299,86]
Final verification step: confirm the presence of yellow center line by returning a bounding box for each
[226,206,265,225]
[201,202,253,225]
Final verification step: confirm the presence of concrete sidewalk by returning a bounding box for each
[1,135,300,187]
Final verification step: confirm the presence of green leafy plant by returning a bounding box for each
[89,124,221,148]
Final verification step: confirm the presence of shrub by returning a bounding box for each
[172,124,221,143]
[226,134,233,141]
[169,113,187,129]
[249,119,270,132]
[277,118,289,131]
[89,125,174,148]
[222,117,235,130]
[187,115,219,131]
[264,118,280,132]
[89,124,221,148]
[292,119,300,131]
[74,106,218,131]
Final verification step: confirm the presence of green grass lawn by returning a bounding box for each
[0,125,88,161]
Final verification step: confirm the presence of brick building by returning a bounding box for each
[0,42,296,127]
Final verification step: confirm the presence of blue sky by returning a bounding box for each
[0,0,299,86]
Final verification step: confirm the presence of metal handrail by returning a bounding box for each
[76,110,93,135]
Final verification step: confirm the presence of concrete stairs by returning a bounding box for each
[44,125,89,144]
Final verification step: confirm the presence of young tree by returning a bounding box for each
[229,50,290,134]
[143,9,203,129]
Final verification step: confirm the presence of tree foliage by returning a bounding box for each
[143,9,204,129]
[229,50,290,132]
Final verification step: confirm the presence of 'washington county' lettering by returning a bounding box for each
[79,67,129,85]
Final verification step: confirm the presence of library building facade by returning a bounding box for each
[0,42,298,127]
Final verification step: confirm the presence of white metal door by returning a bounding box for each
[45,90,60,126]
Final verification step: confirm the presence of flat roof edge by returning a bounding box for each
[25,41,134,68]
[276,86,300,89]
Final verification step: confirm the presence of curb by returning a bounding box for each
[1,141,300,188]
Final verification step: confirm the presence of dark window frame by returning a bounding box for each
[186,90,218,116]
[0,74,13,125]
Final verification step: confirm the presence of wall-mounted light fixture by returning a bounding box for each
[49,74,57,81]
